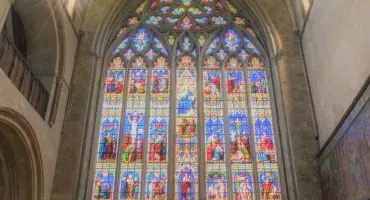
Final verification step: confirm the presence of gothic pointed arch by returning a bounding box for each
[92,1,282,199]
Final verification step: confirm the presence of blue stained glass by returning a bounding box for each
[120,171,141,199]
[165,17,179,23]
[191,49,197,57]
[181,37,192,51]
[204,6,213,14]
[238,49,250,61]
[249,71,268,94]
[133,28,150,52]
[195,17,208,23]
[177,165,196,200]
[211,16,227,25]
[151,70,170,93]
[98,118,120,162]
[160,6,170,14]
[177,88,196,115]
[172,8,185,15]
[145,16,162,25]
[93,171,115,199]
[94,0,283,199]
[226,71,244,93]
[206,172,227,199]
[229,112,252,163]
[145,49,157,61]
[153,37,168,55]
[233,171,254,199]
[244,37,260,55]
[205,118,225,162]
[206,37,220,55]
[189,7,202,15]
[114,38,129,53]
[224,28,241,52]
[122,113,145,163]
[217,49,227,60]
[145,172,167,198]
[259,170,280,199]
[177,50,182,56]
[148,118,168,162]
[256,133,275,163]
[254,117,272,135]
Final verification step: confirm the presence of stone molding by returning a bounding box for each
[0,108,44,200]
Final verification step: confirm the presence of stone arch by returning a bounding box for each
[53,0,322,199]
[11,0,61,92]
[0,108,43,200]
[8,0,69,122]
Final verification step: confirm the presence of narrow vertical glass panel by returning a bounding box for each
[175,55,198,200]
[119,166,141,199]
[205,165,228,200]
[145,164,167,199]
[232,165,254,200]
[119,56,148,199]
[145,56,170,199]
[203,56,228,200]
[248,56,281,199]
[224,56,255,199]
[92,57,125,200]
[258,167,280,200]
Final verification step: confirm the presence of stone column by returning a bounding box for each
[0,0,12,31]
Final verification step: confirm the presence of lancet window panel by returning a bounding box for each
[92,0,282,199]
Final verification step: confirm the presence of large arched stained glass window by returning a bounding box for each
[92,1,282,200]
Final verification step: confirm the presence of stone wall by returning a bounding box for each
[301,0,370,146]
[319,80,370,200]
[0,1,78,199]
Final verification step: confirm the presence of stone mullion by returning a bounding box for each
[198,55,206,200]
[244,65,261,200]
[114,64,131,200]
[221,66,234,200]
[167,52,176,200]
[139,65,153,200]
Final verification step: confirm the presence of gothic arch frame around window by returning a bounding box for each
[85,1,292,199]
[0,108,44,200]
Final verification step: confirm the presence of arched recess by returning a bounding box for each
[2,0,67,121]
[11,0,60,92]
[90,1,287,199]
[0,108,44,200]
[54,0,321,199]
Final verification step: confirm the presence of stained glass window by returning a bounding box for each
[95,1,281,199]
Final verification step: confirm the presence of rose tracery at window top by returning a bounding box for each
[92,0,281,200]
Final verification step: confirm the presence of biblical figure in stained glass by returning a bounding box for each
[146,172,167,199]
[93,172,114,200]
[257,133,275,163]
[178,166,196,200]
[226,71,244,93]
[229,112,251,163]
[122,114,145,163]
[120,172,140,200]
[128,70,147,94]
[206,173,227,200]
[259,171,280,200]
[206,118,225,162]
[151,70,169,94]
[93,1,283,199]
[233,172,254,200]
[99,118,119,162]
[177,88,196,115]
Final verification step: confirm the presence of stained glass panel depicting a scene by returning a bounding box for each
[93,0,282,199]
